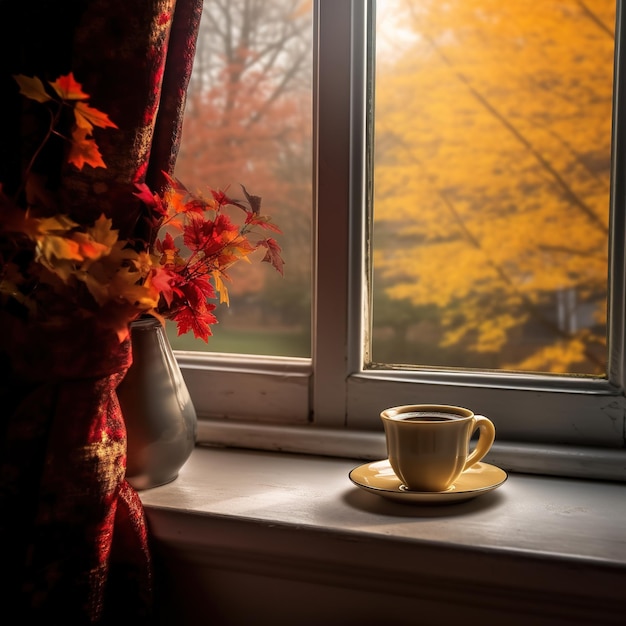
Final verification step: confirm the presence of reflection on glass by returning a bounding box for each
[171,0,312,357]
[371,0,614,375]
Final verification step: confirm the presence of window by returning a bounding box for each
[177,0,626,480]
[371,1,612,377]
[171,0,313,359]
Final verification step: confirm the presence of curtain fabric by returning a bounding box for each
[0,0,203,622]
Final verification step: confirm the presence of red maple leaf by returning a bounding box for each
[133,183,161,210]
[162,171,190,196]
[180,276,216,308]
[171,303,218,342]
[156,231,178,254]
[49,72,89,101]
[183,212,237,257]
[149,267,182,307]
[182,213,210,252]
[210,187,237,207]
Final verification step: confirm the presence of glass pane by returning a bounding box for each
[371,0,615,375]
[170,0,312,357]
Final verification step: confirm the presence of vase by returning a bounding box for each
[117,316,197,490]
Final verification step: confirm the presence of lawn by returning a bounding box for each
[166,321,310,358]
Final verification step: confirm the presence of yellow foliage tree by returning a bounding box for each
[372,0,614,375]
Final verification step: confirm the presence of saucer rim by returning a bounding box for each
[348,459,508,500]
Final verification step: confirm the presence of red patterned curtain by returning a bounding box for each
[0,0,203,622]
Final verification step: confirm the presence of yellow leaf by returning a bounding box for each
[38,234,82,262]
[212,270,230,305]
[111,266,160,308]
[13,75,52,103]
[88,214,119,248]
[37,214,79,236]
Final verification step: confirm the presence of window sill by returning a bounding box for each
[140,445,626,625]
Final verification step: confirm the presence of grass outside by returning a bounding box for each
[166,321,310,358]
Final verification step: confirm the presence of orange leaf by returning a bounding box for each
[162,172,215,214]
[74,101,118,131]
[163,187,190,215]
[225,233,255,258]
[71,232,111,261]
[68,127,106,170]
[49,72,89,101]
[116,325,131,343]
[13,75,51,103]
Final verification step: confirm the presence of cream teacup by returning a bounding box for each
[380,404,496,492]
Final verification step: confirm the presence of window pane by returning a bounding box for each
[371,0,614,376]
[170,0,313,357]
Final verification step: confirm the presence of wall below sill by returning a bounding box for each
[140,447,626,626]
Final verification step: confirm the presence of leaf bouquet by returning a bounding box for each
[0,73,284,342]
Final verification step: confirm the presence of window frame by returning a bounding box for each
[177,0,626,480]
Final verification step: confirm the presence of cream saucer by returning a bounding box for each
[349,459,507,504]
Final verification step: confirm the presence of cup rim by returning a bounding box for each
[380,404,474,422]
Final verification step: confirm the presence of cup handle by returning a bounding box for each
[463,415,496,471]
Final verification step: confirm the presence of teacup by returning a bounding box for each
[380,404,496,492]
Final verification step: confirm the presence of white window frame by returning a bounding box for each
[177,0,626,481]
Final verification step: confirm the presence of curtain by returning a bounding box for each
[0,0,203,622]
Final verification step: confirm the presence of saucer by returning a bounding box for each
[349,459,507,504]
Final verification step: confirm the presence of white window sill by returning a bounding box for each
[140,445,626,625]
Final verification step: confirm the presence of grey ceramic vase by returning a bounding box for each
[117,316,197,490]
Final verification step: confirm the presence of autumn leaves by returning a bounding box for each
[0,73,284,342]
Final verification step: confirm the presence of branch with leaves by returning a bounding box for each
[0,72,284,342]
